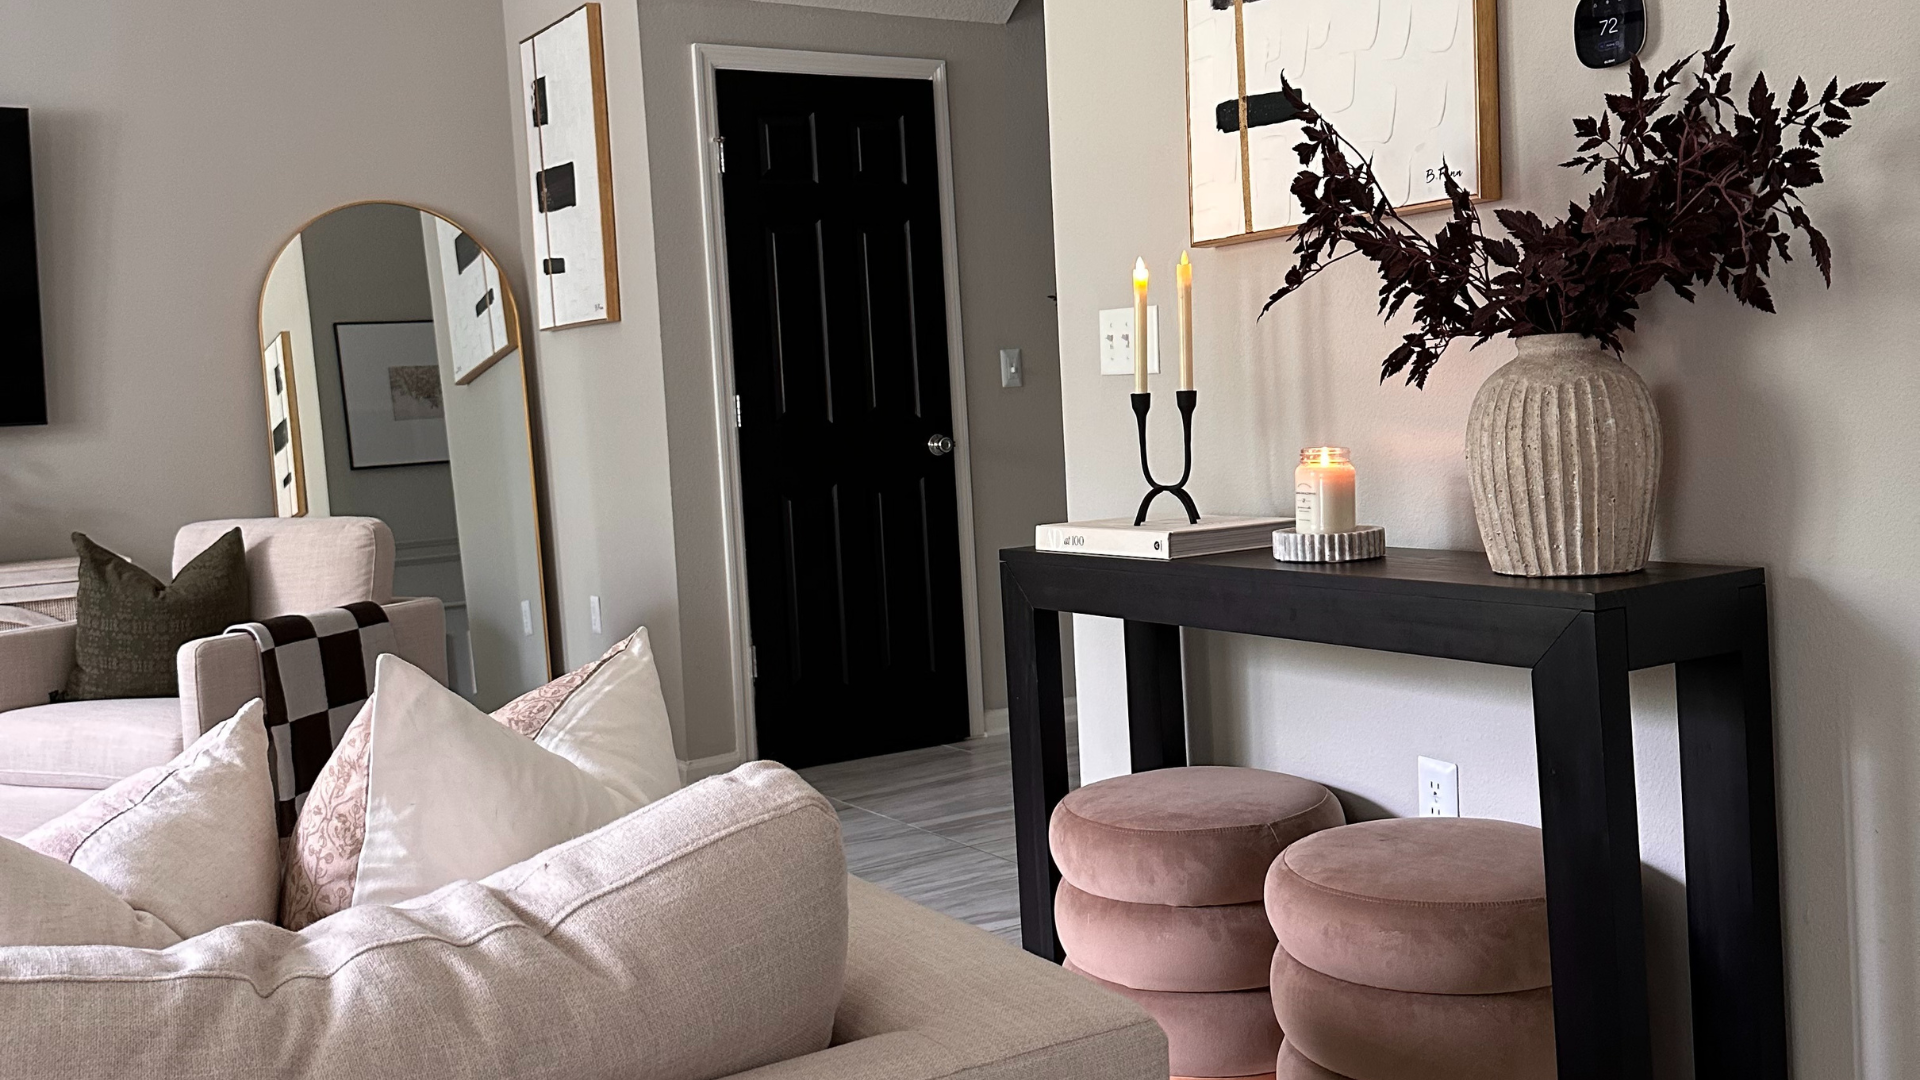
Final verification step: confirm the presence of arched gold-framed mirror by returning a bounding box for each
[257,201,554,709]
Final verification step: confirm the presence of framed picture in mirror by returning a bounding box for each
[432,217,516,384]
[261,330,307,517]
[520,2,620,330]
[334,320,450,469]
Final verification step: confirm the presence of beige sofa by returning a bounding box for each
[0,763,1167,1080]
[0,518,445,837]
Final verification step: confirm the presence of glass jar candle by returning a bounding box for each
[1295,447,1356,534]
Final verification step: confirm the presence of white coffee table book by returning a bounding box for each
[1035,516,1293,560]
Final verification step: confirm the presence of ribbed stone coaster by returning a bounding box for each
[1272,525,1387,563]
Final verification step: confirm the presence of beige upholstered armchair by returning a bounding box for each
[0,518,444,837]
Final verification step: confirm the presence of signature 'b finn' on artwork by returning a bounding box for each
[1186,0,1502,247]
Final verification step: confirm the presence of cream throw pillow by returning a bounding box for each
[281,633,680,925]
[0,838,182,948]
[17,703,279,939]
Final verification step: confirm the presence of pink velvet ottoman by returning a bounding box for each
[1051,766,1345,1079]
[1264,818,1557,1080]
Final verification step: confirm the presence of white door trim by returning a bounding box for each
[691,43,989,763]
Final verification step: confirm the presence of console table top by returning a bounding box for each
[1003,545,1763,612]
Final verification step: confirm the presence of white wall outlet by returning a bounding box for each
[1098,307,1160,376]
[1419,756,1460,817]
[519,600,533,638]
[1000,347,1024,388]
[589,594,603,635]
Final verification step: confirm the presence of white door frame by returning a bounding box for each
[691,43,988,765]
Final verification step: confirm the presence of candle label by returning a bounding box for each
[1295,484,1321,533]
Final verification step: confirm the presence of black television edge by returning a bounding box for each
[1,107,46,427]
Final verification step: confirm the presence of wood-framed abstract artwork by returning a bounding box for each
[1186,0,1502,247]
[520,3,621,330]
[431,216,518,384]
[262,330,307,517]
[334,320,450,470]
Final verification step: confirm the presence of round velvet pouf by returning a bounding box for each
[1263,818,1555,1080]
[1056,881,1274,992]
[1052,766,1344,1080]
[1050,766,1346,907]
[1065,960,1281,1079]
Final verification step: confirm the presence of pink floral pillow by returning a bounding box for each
[280,632,645,930]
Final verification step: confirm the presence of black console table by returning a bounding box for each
[1001,546,1784,1080]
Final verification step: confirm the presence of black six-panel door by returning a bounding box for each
[717,70,969,769]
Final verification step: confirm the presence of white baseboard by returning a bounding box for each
[679,752,744,783]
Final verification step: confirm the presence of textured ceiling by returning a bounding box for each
[746,0,1023,24]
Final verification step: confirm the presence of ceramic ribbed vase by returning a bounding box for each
[1465,333,1661,577]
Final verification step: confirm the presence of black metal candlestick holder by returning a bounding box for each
[1132,390,1201,527]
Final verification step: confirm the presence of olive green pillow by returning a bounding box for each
[61,529,251,701]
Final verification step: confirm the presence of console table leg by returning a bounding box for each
[1677,583,1786,1080]
[1532,609,1654,1080]
[1124,620,1187,772]
[1003,567,1067,961]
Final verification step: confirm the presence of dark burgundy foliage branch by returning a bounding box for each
[1261,1,1883,388]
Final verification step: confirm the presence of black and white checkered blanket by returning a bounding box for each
[231,602,396,835]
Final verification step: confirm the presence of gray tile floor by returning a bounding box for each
[799,724,1078,945]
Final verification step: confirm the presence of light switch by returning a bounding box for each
[520,600,533,637]
[1000,348,1024,388]
[589,595,603,635]
[1099,307,1160,376]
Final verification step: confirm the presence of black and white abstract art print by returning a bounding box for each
[1186,0,1499,246]
[262,330,307,517]
[520,3,620,330]
[432,216,513,383]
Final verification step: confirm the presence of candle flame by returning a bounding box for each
[1177,251,1192,285]
[1133,258,1150,289]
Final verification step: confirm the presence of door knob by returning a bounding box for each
[927,435,954,457]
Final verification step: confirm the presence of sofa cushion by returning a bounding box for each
[0,785,93,840]
[0,697,184,789]
[174,517,394,617]
[0,837,182,949]
[64,528,249,701]
[0,762,848,1080]
[18,703,280,938]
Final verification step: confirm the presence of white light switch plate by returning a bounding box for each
[520,600,533,637]
[1419,756,1460,817]
[1000,347,1024,388]
[1099,307,1160,376]
[589,595,603,635]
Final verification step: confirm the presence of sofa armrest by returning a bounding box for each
[724,879,1167,1080]
[386,597,447,686]
[176,598,450,744]
[177,632,265,744]
[0,622,76,712]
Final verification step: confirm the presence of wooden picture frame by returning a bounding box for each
[1186,0,1503,248]
[520,2,621,329]
[261,330,308,517]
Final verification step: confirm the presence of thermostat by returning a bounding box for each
[1574,0,1646,69]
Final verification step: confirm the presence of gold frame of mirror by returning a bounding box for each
[255,200,555,691]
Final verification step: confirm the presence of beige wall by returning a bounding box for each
[498,0,691,755]
[1045,1,1920,1076]
[0,0,525,575]
[633,0,1067,762]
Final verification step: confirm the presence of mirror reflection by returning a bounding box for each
[258,202,552,709]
